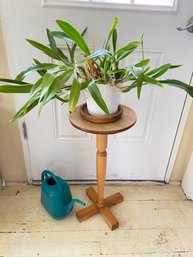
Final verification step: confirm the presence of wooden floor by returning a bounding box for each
[0,184,193,257]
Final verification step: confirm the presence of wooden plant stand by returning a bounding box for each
[69,105,137,230]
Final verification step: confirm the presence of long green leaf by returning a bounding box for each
[10,96,40,122]
[105,17,119,50]
[146,64,172,78]
[87,80,110,116]
[78,49,110,64]
[112,29,117,53]
[117,49,138,62]
[143,75,163,87]
[65,40,74,63]
[51,31,73,42]
[0,78,30,85]
[159,79,193,97]
[136,75,144,99]
[47,29,70,65]
[29,78,43,99]
[21,79,42,114]
[39,72,56,102]
[47,28,59,54]
[68,77,81,112]
[16,63,58,81]
[170,64,182,69]
[115,41,141,58]
[0,84,32,93]
[116,42,141,62]
[71,27,87,62]
[56,20,90,55]
[135,59,150,67]
[26,39,61,60]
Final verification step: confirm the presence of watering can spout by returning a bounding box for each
[64,199,85,214]
[72,199,85,206]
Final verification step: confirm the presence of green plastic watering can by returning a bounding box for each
[41,170,85,219]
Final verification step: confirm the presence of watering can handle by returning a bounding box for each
[41,170,64,196]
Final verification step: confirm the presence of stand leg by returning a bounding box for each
[96,134,107,208]
[96,134,119,230]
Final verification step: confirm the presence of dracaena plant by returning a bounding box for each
[0,17,193,121]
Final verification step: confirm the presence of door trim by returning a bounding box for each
[165,94,192,182]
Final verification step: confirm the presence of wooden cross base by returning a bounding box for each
[76,186,124,230]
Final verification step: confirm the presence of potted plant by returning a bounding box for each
[0,17,193,121]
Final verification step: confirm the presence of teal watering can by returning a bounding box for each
[41,170,85,219]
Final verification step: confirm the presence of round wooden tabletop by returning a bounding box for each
[69,105,137,135]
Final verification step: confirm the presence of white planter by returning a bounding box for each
[86,83,120,116]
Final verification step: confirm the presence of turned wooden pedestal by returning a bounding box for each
[69,105,137,230]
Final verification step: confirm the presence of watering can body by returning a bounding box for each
[41,170,85,219]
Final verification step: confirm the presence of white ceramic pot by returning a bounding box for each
[86,83,120,116]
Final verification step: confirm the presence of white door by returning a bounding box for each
[1,0,193,182]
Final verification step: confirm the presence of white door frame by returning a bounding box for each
[181,100,193,199]
[165,95,192,182]
[182,150,193,200]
